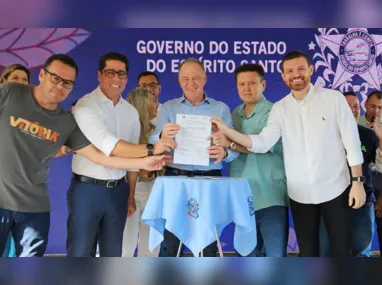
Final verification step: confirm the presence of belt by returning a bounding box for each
[72,173,124,188]
[165,166,221,177]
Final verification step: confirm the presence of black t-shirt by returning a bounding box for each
[357,125,379,202]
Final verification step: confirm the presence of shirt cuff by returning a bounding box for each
[347,151,364,167]
[101,135,120,157]
[247,135,259,153]
[223,148,238,163]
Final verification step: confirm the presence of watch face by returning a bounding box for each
[353,176,365,183]
[147,144,154,150]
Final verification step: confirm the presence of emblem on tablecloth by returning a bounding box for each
[186,198,200,219]
[247,196,255,216]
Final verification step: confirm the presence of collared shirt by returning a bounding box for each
[359,114,382,128]
[72,86,140,180]
[229,96,288,211]
[249,83,363,204]
[150,94,239,171]
[357,125,382,202]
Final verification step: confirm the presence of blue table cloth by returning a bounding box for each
[141,176,257,257]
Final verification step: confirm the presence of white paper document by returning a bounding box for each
[173,114,211,166]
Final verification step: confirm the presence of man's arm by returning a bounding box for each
[75,144,166,171]
[211,104,282,153]
[220,104,239,163]
[126,171,138,217]
[335,93,364,167]
[74,99,175,158]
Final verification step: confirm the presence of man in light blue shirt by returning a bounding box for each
[150,58,239,256]
[218,63,289,256]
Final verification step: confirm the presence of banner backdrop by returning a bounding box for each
[1,28,381,254]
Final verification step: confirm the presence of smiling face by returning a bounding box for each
[178,61,207,103]
[98,59,128,100]
[281,56,313,92]
[38,60,76,104]
[138,74,161,98]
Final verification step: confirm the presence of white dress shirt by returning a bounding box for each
[248,83,364,204]
[72,86,140,180]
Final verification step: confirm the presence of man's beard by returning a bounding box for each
[286,76,310,92]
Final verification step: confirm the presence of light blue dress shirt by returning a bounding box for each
[150,95,239,171]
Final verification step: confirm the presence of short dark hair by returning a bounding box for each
[343,91,357,97]
[43,54,78,77]
[137,71,160,84]
[281,50,312,72]
[366,90,382,102]
[234,63,265,82]
[98,52,129,73]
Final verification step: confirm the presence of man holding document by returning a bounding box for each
[150,58,239,257]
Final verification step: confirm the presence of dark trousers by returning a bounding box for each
[0,208,49,257]
[159,167,221,257]
[66,179,129,257]
[373,171,382,256]
[290,186,351,257]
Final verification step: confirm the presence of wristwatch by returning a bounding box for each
[352,176,365,183]
[146,144,154,156]
[229,141,237,150]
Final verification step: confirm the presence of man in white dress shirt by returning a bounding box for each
[211,50,366,257]
[67,52,176,257]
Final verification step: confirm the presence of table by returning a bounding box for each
[141,176,257,257]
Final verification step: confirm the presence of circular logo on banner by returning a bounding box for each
[339,30,376,74]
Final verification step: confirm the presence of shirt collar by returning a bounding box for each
[178,93,211,105]
[238,95,266,118]
[289,83,315,104]
[94,86,124,106]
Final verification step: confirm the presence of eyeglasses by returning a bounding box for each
[138,82,160,89]
[44,69,75,90]
[101,69,127,79]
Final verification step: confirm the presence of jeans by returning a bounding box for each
[373,171,382,256]
[239,205,289,257]
[0,208,49,257]
[289,186,351,257]
[66,179,129,257]
[319,202,375,257]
